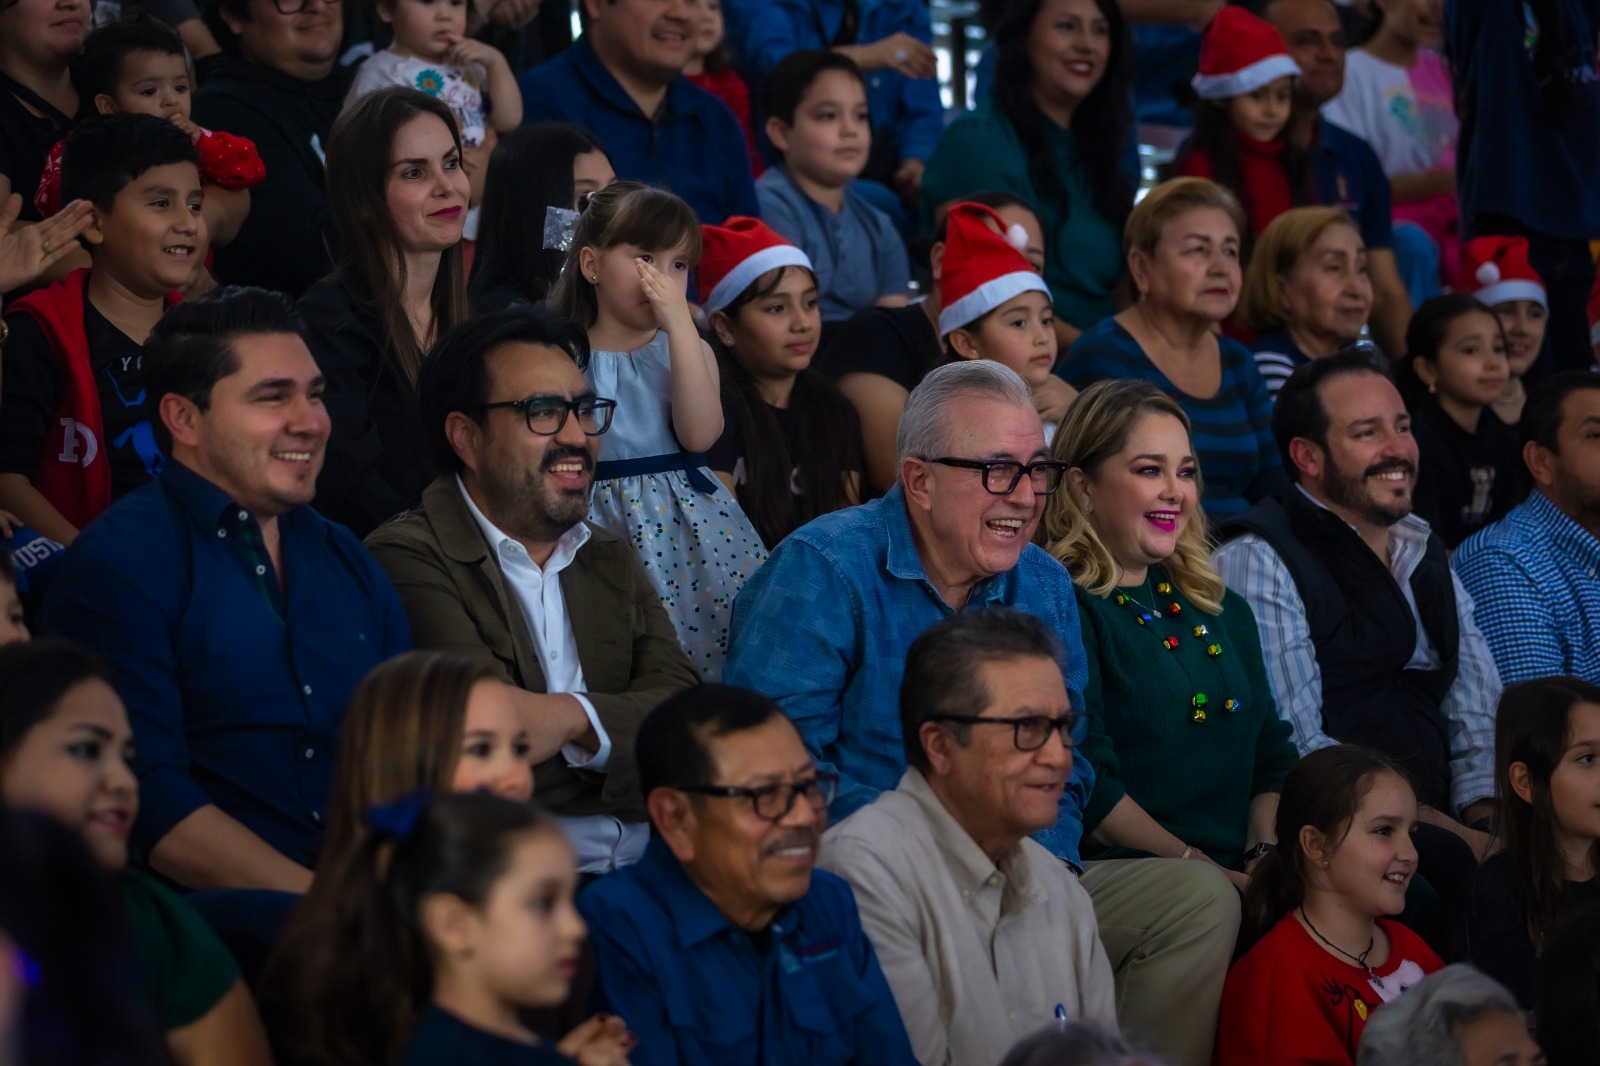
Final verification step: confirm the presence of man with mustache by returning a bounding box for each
[1214,349,1502,891]
[365,305,697,874]
[819,608,1116,1066]
[40,288,410,893]
[579,682,918,1066]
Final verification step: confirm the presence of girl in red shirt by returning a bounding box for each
[1216,745,1444,1066]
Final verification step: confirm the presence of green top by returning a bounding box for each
[1074,568,1298,865]
[919,98,1124,330]
[123,867,240,1030]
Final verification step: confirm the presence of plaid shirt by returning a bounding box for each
[1212,488,1500,815]
[725,485,1094,866]
[1451,491,1600,685]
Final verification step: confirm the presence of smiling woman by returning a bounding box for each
[299,87,469,537]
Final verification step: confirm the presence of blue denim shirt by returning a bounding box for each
[517,38,760,226]
[40,460,410,867]
[581,837,916,1066]
[724,485,1094,865]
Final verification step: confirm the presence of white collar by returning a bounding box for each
[457,475,591,573]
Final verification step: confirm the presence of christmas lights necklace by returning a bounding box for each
[1113,572,1238,722]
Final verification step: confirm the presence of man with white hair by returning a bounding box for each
[725,360,1239,1066]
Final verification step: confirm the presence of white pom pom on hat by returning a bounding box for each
[1474,261,1501,287]
[1005,223,1030,251]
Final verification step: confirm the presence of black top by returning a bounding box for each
[300,274,435,538]
[814,302,944,389]
[0,65,83,226]
[0,299,161,500]
[1220,490,1460,807]
[400,1005,577,1066]
[1451,851,1600,1008]
[1411,400,1525,550]
[191,54,350,296]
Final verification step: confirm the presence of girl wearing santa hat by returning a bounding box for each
[937,201,1076,442]
[1458,235,1548,425]
[1405,292,1523,549]
[699,218,864,548]
[1177,7,1311,248]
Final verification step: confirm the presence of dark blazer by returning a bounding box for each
[364,475,697,822]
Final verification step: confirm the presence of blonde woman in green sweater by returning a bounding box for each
[1040,379,1298,892]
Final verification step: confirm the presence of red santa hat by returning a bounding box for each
[938,202,1050,337]
[1191,7,1301,100]
[1459,236,1547,310]
[697,217,814,315]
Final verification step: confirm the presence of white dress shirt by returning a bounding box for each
[459,477,648,872]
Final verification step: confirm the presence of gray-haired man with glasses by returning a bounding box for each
[366,306,697,873]
[194,0,349,294]
[820,608,1116,1066]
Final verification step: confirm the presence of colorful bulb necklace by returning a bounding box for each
[1114,575,1239,723]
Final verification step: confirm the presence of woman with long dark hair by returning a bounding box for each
[468,122,614,313]
[919,0,1134,348]
[301,87,470,538]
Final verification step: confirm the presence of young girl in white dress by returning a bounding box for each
[552,182,765,679]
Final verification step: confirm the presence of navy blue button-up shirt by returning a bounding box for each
[580,837,917,1066]
[40,460,410,867]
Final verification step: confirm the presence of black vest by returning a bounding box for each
[1220,491,1460,806]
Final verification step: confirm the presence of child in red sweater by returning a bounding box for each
[1178,7,1310,249]
[1215,746,1444,1066]
[683,0,764,178]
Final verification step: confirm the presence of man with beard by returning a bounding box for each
[579,683,918,1066]
[1214,349,1501,883]
[40,288,410,892]
[365,305,697,874]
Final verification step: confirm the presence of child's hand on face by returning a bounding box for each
[167,112,202,143]
[637,257,696,338]
[443,34,507,71]
[1033,375,1077,426]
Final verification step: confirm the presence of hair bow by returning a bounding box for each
[363,789,429,842]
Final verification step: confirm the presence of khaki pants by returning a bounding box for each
[1080,858,1240,1066]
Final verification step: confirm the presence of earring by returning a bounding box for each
[590,275,598,283]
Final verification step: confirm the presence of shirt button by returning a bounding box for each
[304,747,315,759]
[216,529,227,538]
[302,684,313,696]
[255,565,266,576]
[311,810,323,823]
[237,510,249,521]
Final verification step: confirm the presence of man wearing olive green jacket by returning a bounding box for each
[365,306,696,874]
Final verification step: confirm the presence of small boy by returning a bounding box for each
[0,114,204,546]
[758,50,912,330]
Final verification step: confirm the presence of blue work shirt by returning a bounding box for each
[517,37,760,225]
[1311,117,1395,251]
[724,484,1094,865]
[579,837,917,1066]
[40,459,410,867]
[757,165,910,322]
[733,0,944,164]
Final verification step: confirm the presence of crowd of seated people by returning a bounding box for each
[2,0,1600,1063]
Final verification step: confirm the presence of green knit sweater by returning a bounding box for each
[1074,567,1298,865]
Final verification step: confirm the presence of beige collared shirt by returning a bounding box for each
[819,769,1116,1066]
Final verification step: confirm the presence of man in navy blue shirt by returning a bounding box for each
[41,288,409,893]
[517,0,760,225]
[1257,0,1413,362]
[579,684,918,1066]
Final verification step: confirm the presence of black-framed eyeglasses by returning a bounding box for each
[680,772,840,821]
[920,456,1069,495]
[472,396,617,436]
[928,713,1078,752]
[271,0,340,13]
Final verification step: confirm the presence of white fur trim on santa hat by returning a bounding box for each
[1191,54,1301,100]
[1475,279,1547,311]
[703,243,814,315]
[938,270,1050,337]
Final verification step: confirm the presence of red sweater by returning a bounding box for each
[1178,130,1295,240]
[685,67,765,177]
[1215,915,1443,1066]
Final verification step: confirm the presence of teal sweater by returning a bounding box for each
[1074,569,1298,864]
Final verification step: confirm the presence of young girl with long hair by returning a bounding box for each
[1216,745,1443,1066]
[1177,7,1312,251]
[552,182,765,678]
[302,87,470,537]
[700,218,861,548]
[269,791,589,1066]
[1458,236,1548,425]
[1453,677,1600,1007]
[1403,293,1522,549]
